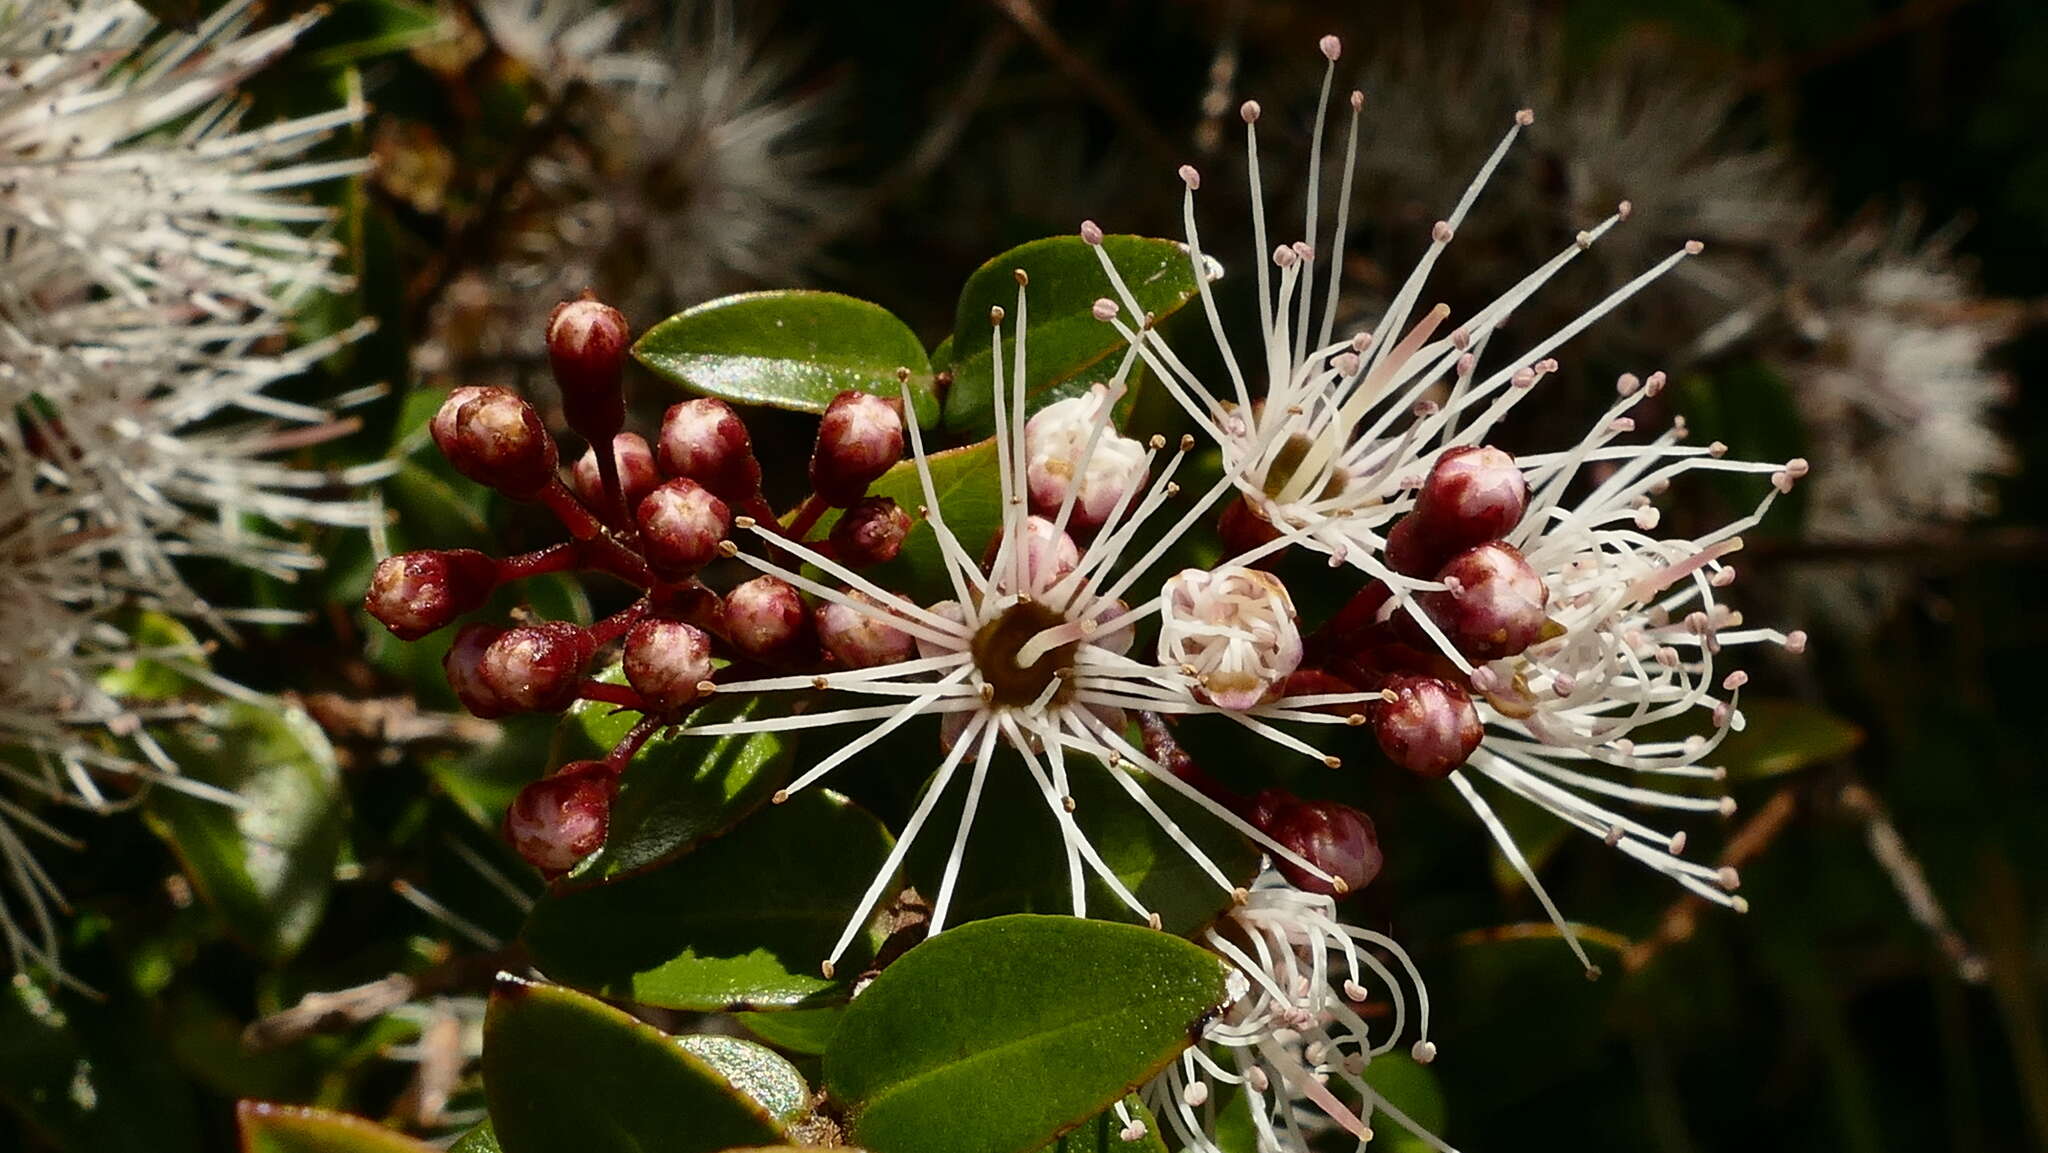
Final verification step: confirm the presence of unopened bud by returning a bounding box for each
[1159,566,1303,710]
[816,593,914,669]
[1015,515,1081,591]
[504,761,615,873]
[636,479,732,578]
[479,621,595,713]
[1373,674,1483,778]
[830,497,912,568]
[1422,541,1550,660]
[1023,387,1149,533]
[1218,495,1283,560]
[445,623,512,718]
[658,397,762,503]
[623,618,714,714]
[810,391,903,507]
[437,387,558,497]
[725,575,813,665]
[1382,514,1437,577]
[1250,790,1384,896]
[365,549,497,639]
[571,432,661,513]
[546,297,630,444]
[1413,446,1527,550]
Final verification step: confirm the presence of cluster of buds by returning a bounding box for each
[364,294,913,874]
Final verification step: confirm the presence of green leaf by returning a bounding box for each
[633,291,938,427]
[236,1102,437,1153]
[560,689,794,883]
[904,747,1259,936]
[0,978,203,1153]
[823,915,1228,1153]
[944,235,1204,435]
[1715,698,1865,780]
[482,977,788,1153]
[673,1036,811,1126]
[738,1007,844,1056]
[143,700,345,962]
[523,790,891,1010]
[449,1122,503,1153]
[799,437,998,604]
[98,612,206,701]
[1053,1095,1169,1153]
[1358,1052,1449,1153]
[300,0,444,70]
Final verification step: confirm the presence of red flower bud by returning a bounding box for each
[658,397,762,503]
[636,478,731,579]
[546,297,630,445]
[571,432,661,514]
[1250,790,1385,896]
[1421,541,1549,660]
[1218,495,1283,561]
[810,391,903,507]
[1383,514,1438,578]
[1373,674,1483,778]
[829,497,912,568]
[364,549,497,640]
[725,575,812,665]
[444,622,512,718]
[479,621,595,713]
[437,387,558,497]
[816,593,914,668]
[1413,446,1527,549]
[504,761,616,873]
[622,618,714,714]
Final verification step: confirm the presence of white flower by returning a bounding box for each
[1025,384,1151,534]
[682,280,1377,977]
[1142,869,1449,1153]
[1159,567,1303,710]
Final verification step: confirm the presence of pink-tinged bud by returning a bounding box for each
[445,623,512,718]
[479,621,595,713]
[1159,566,1303,710]
[1373,674,1483,778]
[810,391,903,506]
[504,761,615,873]
[440,387,558,497]
[816,593,914,669]
[636,479,731,579]
[546,297,630,444]
[1017,515,1081,590]
[1413,446,1527,552]
[365,549,497,640]
[429,385,491,460]
[1422,541,1549,660]
[622,618,714,714]
[1250,791,1384,896]
[1023,387,1149,533]
[725,575,813,665]
[830,497,912,568]
[571,433,661,513]
[1382,514,1438,578]
[658,397,762,503]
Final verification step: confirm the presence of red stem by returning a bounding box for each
[1137,712,1246,814]
[538,478,605,541]
[577,680,646,710]
[786,493,829,542]
[594,440,629,529]
[495,542,583,582]
[588,600,651,646]
[605,716,663,771]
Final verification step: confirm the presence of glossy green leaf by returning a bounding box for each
[560,689,793,883]
[800,437,998,604]
[739,1007,844,1056]
[1358,1052,1449,1153]
[674,1035,811,1125]
[904,747,1259,936]
[236,1101,437,1153]
[449,1123,503,1153]
[944,235,1204,434]
[483,976,788,1153]
[1054,1095,1169,1153]
[524,791,891,1009]
[98,612,206,701]
[824,915,1228,1153]
[1715,698,1865,780]
[143,699,345,962]
[634,291,938,426]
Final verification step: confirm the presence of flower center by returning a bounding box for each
[971,600,1079,708]
[1260,432,1345,503]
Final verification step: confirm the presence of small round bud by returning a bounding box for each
[829,497,912,568]
[725,575,813,665]
[1024,387,1150,533]
[810,391,903,506]
[1382,514,1438,578]
[504,761,615,873]
[441,387,558,497]
[571,432,661,513]
[1422,542,1550,660]
[1251,791,1384,897]
[1373,674,1483,778]
[1413,446,1527,550]
[1015,515,1081,591]
[1158,566,1303,710]
[623,618,714,714]
[545,297,630,444]
[658,397,762,503]
[480,621,595,713]
[445,623,512,719]
[365,549,497,640]
[816,593,914,669]
[1217,496,1282,558]
[636,478,732,579]
[429,385,491,460]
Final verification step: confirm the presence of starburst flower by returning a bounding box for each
[683,278,1377,976]
[1140,868,1447,1153]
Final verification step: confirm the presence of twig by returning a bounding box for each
[1742,0,1979,92]
[242,946,523,1050]
[1839,782,1986,982]
[1745,526,2048,568]
[1622,786,1801,973]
